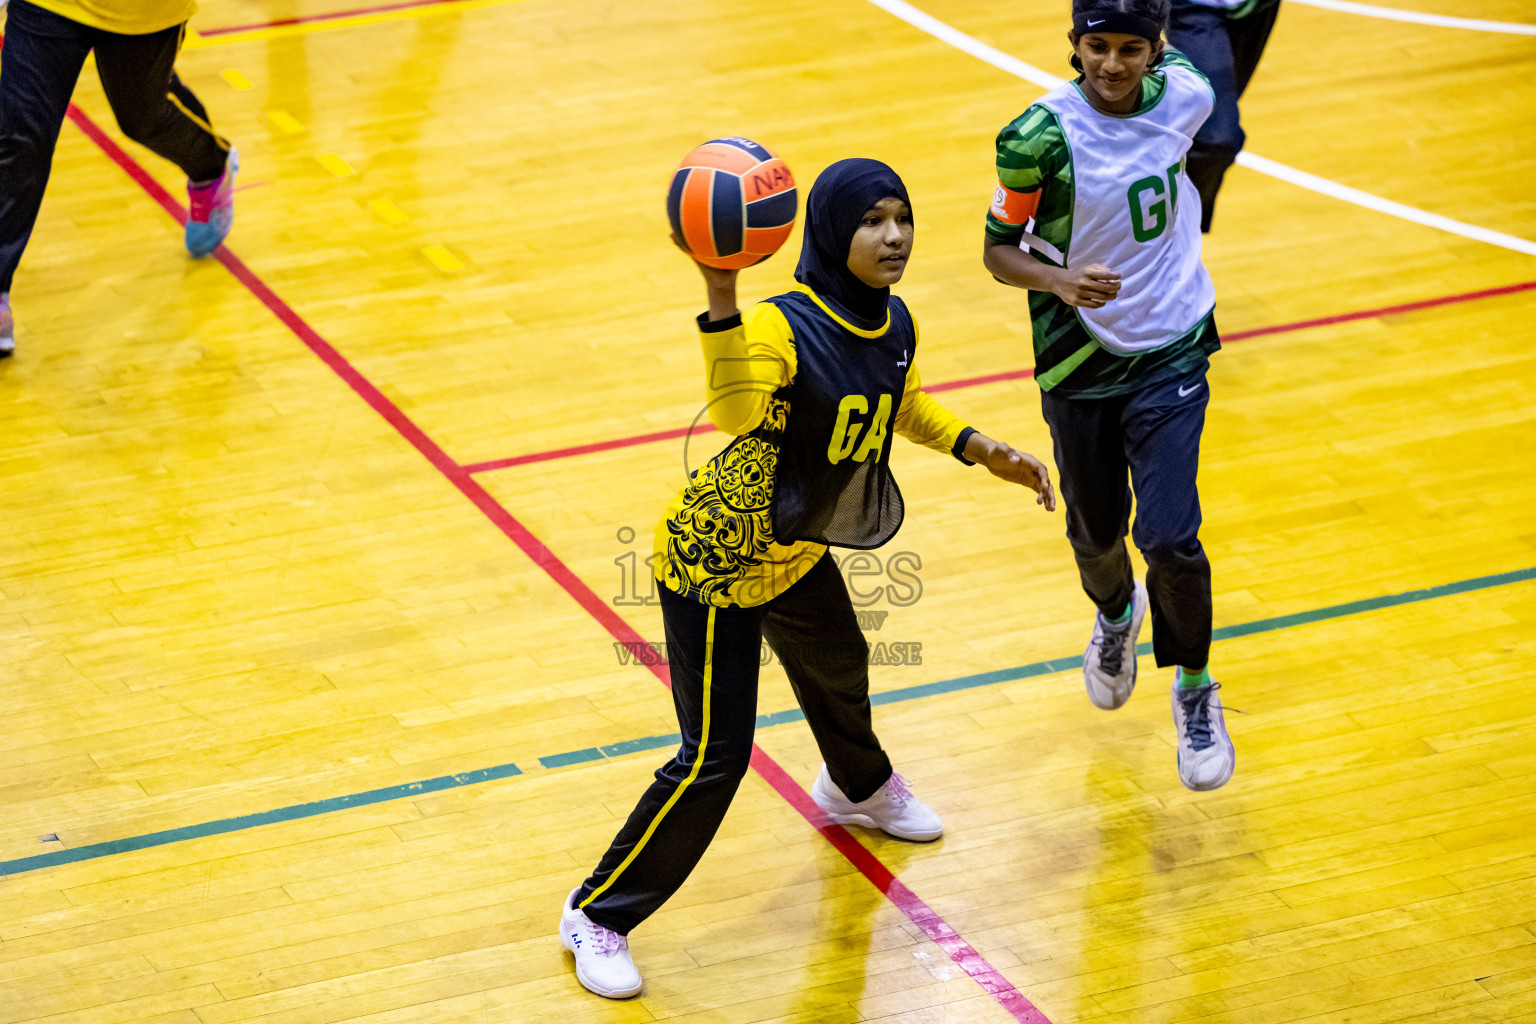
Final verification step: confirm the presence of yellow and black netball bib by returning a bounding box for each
[753,289,912,549]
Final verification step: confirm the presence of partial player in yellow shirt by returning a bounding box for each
[0,0,236,358]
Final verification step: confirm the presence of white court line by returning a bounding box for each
[1237,153,1536,255]
[1286,0,1536,36]
[864,0,1536,258]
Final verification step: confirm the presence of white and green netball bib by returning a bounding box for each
[1036,65,1216,356]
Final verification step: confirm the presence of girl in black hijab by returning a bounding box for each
[794,157,912,329]
[558,158,1056,1000]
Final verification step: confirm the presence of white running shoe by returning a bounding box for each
[558,888,642,999]
[1083,581,1148,710]
[1172,677,1235,791]
[810,764,943,841]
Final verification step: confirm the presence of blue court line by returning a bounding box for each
[0,764,524,877]
[539,564,1536,767]
[3,566,1531,878]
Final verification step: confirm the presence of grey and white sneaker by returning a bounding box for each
[1083,581,1148,709]
[1172,678,1235,791]
[811,764,943,841]
[1,293,13,358]
[559,888,642,999]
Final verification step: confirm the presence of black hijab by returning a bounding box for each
[793,158,911,332]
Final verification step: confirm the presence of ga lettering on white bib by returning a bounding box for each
[1036,66,1216,354]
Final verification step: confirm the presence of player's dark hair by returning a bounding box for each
[1068,0,1171,72]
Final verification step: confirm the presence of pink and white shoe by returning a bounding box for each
[185,147,239,257]
[811,764,944,841]
[558,888,642,999]
[1,293,13,358]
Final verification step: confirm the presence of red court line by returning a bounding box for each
[751,752,1049,1023]
[458,370,1043,474]
[925,367,1036,393]
[67,104,1050,1024]
[465,278,1535,475]
[66,104,639,660]
[197,0,472,35]
[1223,279,1536,340]
[462,422,717,474]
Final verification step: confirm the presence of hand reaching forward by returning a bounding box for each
[965,433,1056,510]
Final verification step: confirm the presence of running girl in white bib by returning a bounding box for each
[982,0,1235,790]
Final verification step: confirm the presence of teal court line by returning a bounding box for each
[3,565,1531,878]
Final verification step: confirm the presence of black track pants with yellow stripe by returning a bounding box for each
[0,1,229,290]
[576,554,893,935]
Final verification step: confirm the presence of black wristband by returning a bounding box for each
[953,426,978,466]
[697,310,742,333]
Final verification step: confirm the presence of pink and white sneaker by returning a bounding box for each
[1,293,13,358]
[811,764,944,841]
[185,147,239,257]
[559,888,642,999]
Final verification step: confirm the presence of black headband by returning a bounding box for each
[1073,11,1163,42]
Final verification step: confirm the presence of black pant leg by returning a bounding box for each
[1168,3,1243,231]
[762,553,892,803]
[1122,370,1213,669]
[576,585,764,935]
[1230,0,1281,97]
[0,0,95,293]
[94,22,228,181]
[1041,388,1137,621]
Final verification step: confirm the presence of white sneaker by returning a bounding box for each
[810,764,943,841]
[1083,581,1148,710]
[558,888,642,999]
[1172,677,1235,791]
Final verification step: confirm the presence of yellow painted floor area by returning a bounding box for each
[1,0,1534,1021]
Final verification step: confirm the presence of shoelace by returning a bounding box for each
[884,772,914,808]
[1096,615,1133,677]
[1178,682,1222,751]
[585,918,628,957]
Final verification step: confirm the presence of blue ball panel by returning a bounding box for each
[667,168,691,253]
[746,188,798,229]
[711,170,744,256]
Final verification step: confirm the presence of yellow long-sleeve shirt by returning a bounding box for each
[26,0,197,35]
[653,285,974,608]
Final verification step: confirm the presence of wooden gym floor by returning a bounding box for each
[1,0,1534,1020]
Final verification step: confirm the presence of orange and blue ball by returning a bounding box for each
[668,138,797,270]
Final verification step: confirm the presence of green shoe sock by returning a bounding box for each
[1106,603,1132,625]
[1178,665,1211,689]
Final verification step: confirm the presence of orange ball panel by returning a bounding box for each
[744,222,795,253]
[678,168,719,260]
[741,158,795,203]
